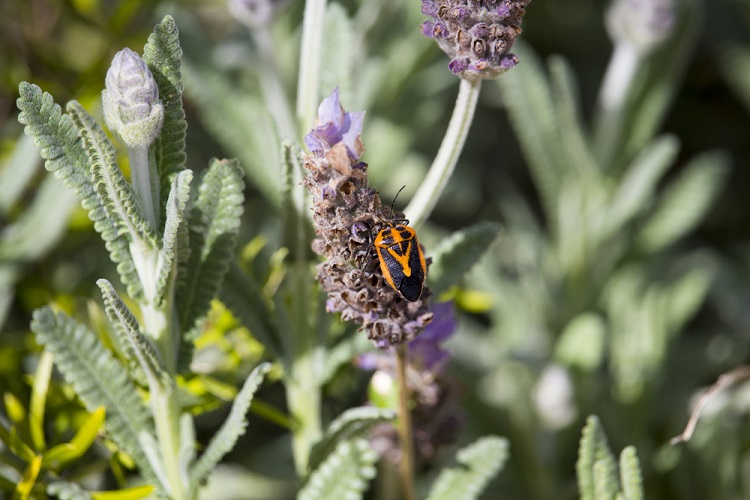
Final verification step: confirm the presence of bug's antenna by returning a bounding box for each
[389,185,406,218]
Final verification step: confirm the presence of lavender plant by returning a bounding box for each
[5,0,744,498]
[14,17,271,499]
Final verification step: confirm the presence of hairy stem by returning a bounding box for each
[395,344,415,500]
[129,145,159,230]
[151,384,188,499]
[405,78,482,229]
[296,0,327,137]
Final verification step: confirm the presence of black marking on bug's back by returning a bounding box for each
[396,243,425,301]
[399,229,412,240]
[390,240,410,257]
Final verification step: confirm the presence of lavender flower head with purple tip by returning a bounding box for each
[421,0,531,81]
[303,89,433,348]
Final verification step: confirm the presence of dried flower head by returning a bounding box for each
[102,48,164,150]
[606,0,677,54]
[421,0,531,81]
[303,89,433,348]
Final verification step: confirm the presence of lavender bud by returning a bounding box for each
[102,48,164,150]
[606,0,677,54]
[421,0,531,81]
[303,89,434,347]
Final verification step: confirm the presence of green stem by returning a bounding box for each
[405,78,482,229]
[151,384,188,499]
[129,145,159,230]
[287,362,322,475]
[296,0,327,137]
[395,344,415,500]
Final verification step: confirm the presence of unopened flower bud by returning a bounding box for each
[421,0,530,81]
[606,0,677,54]
[102,48,164,150]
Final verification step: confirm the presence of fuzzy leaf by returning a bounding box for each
[429,221,502,296]
[309,406,396,472]
[593,459,619,500]
[0,134,40,213]
[638,151,729,253]
[0,175,77,262]
[30,308,158,487]
[619,446,644,500]
[182,58,280,204]
[497,42,565,223]
[320,3,354,105]
[299,438,378,500]
[47,480,93,500]
[426,435,509,500]
[16,83,92,203]
[577,415,618,500]
[177,158,244,347]
[142,15,187,203]
[548,56,599,182]
[97,279,167,387]
[67,101,158,301]
[189,362,271,493]
[219,263,281,357]
[605,135,679,236]
[155,170,193,306]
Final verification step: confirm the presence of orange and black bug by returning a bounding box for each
[365,187,427,302]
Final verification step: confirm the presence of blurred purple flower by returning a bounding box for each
[409,301,456,372]
[304,88,365,161]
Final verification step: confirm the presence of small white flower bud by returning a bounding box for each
[606,0,677,54]
[102,48,164,150]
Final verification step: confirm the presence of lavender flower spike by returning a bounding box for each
[102,48,164,150]
[421,0,531,81]
[303,89,433,348]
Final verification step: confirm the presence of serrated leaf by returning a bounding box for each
[219,263,280,358]
[189,363,271,493]
[638,151,729,253]
[0,133,41,213]
[30,308,158,488]
[97,279,167,388]
[426,435,510,500]
[47,480,93,500]
[593,459,619,500]
[548,56,599,182]
[429,222,501,296]
[320,4,353,105]
[0,174,77,262]
[605,135,679,236]
[497,42,565,223]
[177,158,245,346]
[155,170,193,306]
[619,446,644,500]
[182,58,280,205]
[16,83,92,203]
[309,406,396,472]
[142,15,187,204]
[299,438,378,500]
[67,101,157,301]
[577,415,618,500]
